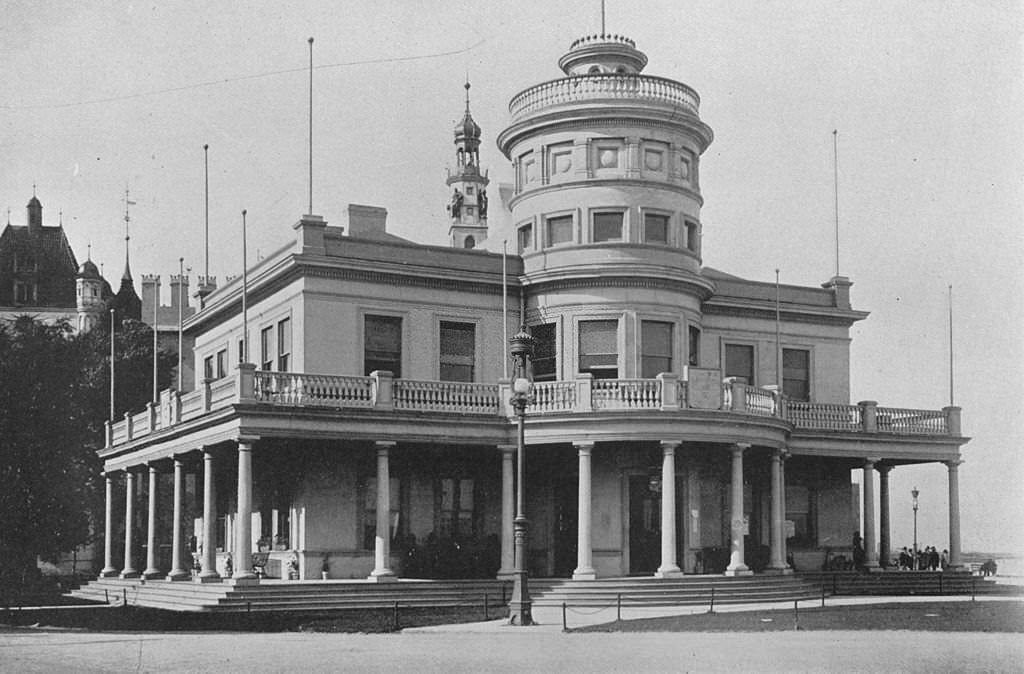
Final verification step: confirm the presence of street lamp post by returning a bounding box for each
[911,486,919,570]
[508,325,534,626]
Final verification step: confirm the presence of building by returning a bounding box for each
[95,31,967,586]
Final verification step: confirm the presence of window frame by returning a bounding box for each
[782,347,811,401]
[688,325,702,367]
[642,210,671,245]
[577,317,620,379]
[276,317,291,372]
[438,319,477,382]
[362,312,404,377]
[545,213,575,248]
[640,320,674,378]
[591,209,625,243]
[260,325,274,371]
[530,322,558,382]
[723,342,756,385]
[517,221,534,254]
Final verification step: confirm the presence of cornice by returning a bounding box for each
[508,177,704,211]
[523,269,715,300]
[702,297,869,327]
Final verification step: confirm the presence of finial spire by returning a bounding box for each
[59,209,63,227]
[465,78,471,112]
[122,188,136,281]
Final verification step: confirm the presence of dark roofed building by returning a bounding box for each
[0,195,79,314]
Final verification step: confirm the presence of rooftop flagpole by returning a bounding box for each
[948,284,955,407]
[775,269,782,389]
[503,240,509,379]
[178,257,184,391]
[242,210,249,364]
[833,130,840,278]
[152,274,159,403]
[109,308,116,421]
[308,37,314,215]
[204,144,210,284]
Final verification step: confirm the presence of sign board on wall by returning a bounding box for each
[687,368,722,409]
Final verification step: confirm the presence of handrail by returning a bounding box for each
[876,407,948,435]
[592,378,661,410]
[393,379,499,415]
[508,73,700,120]
[786,401,862,431]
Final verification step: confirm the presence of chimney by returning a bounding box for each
[170,274,189,314]
[347,204,387,237]
[141,275,160,324]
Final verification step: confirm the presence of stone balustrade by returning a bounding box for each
[508,73,700,120]
[104,368,960,448]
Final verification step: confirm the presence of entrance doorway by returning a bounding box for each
[628,475,660,574]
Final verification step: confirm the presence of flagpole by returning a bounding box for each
[833,130,840,278]
[152,275,159,403]
[948,284,954,407]
[775,268,782,389]
[242,210,249,363]
[308,37,314,215]
[204,144,210,285]
[178,257,184,391]
[110,308,116,421]
[502,240,509,379]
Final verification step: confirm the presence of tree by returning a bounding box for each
[0,316,175,592]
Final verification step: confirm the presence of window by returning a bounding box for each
[579,319,618,379]
[204,355,214,382]
[685,221,699,252]
[786,485,814,543]
[783,348,810,401]
[592,211,623,242]
[439,321,475,382]
[466,186,474,195]
[724,344,755,384]
[260,326,274,371]
[238,339,245,364]
[463,236,475,249]
[14,281,34,304]
[364,315,402,376]
[517,223,533,253]
[216,349,227,379]
[531,323,557,382]
[644,213,669,244]
[641,321,673,378]
[546,215,573,246]
[362,476,401,550]
[439,477,476,540]
[688,325,701,366]
[277,318,291,371]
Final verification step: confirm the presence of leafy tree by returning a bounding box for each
[0,316,174,593]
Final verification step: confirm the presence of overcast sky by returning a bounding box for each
[2,1,1021,555]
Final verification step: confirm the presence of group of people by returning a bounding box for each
[895,545,949,570]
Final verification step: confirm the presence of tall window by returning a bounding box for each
[685,221,699,252]
[14,281,34,304]
[724,344,755,384]
[546,215,573,246]
[438,477,476,540]
[579,319,618,379]
[783,348,810,401]
[216,349,227,379]
[644,213,669,244]
[531,323,557,382]
[277,318,291,371]
[517,223,533,253]
[364,315,402,376]
[260,326,274,371]
[362,476,401,550]
[640,321,673,378]
[204,355,214,381]
[439,321,475,382]
[592,211,623,242]
[688,325,701,366]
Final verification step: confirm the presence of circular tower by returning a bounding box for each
[76,257,105,333]
[496,33,715,380]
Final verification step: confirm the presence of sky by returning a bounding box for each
[2,1,1021,555]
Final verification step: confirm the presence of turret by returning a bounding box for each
[446,82,490,249]
[27,195,42,235]
[76,257,105,333]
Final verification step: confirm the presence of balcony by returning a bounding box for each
[507,73,701,122]
[105,368,961,449]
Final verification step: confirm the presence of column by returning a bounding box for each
[767,449,790,573]
[862,458,880,569]
[724,444,751,575]
[198,449,220,581]
[101,473,117,576]
[121,469,138,578]
[878,465,891,568]
[233,439,257,582]
[142,464,160,578]
[167,457,189,580]
[947,459,963,569]
[573,442,597,580]
[497,445,515,578]
[656,441,682,578]
[369,441,396,580]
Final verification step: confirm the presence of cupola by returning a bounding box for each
[558,34,648,76]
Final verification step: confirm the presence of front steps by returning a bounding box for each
[802,570,1015,597]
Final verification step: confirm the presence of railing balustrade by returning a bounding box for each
[532,381,576,413]
[876,407,948,435]
[592,378,661,410]
[508,73,700,120]
[786,401,862,431]
[393,379,499,415]
[106,370,957,447]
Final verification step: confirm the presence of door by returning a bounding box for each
[628,475,660,574]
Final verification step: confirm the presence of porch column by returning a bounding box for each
[198,448,220,581]
[767,448,790,573]
[233,438,257,581]
[497,445,516,578]
[656,441,682,578]
[573,442,597,580]
[947,459,964,569]
[143,464,161,578]
[878,464,892,568]
[862,458,880,569]
[724,444,751,576]
[167,457,189,580]
[121,469,138,578]
[101,473,117,576]
[369,441,396,581]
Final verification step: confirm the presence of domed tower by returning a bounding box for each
[446,82,490,249]
[496,33,715,379]
[76,254,105,333]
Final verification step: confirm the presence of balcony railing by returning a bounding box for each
[508,73,700,121]
[105,369,960,448]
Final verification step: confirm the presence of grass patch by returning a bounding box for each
[574,601,1024,633]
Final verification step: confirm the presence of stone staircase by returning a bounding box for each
[803,571,1015,596]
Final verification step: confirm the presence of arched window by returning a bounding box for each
[463,236,475,249]
[588,66,601,75]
